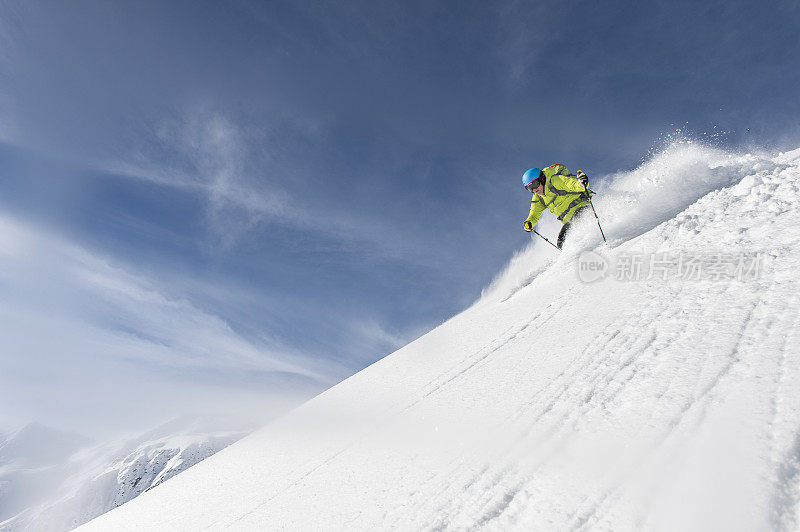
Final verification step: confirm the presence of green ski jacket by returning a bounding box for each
[525,164,590,227]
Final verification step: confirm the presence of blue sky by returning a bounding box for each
[1,0,798,436]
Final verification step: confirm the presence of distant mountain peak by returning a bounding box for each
[0,420,246,531]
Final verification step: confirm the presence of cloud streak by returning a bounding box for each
[104,105,460,270]
[0,212,338,377]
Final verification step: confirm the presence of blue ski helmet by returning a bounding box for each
[522,168,543,188]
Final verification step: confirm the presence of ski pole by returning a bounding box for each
[532,229,560,250]
[585,187,607,243]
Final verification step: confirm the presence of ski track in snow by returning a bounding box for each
[77,144,800,531]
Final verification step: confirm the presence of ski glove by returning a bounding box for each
[523,221,533,232]
[577,171,589,187]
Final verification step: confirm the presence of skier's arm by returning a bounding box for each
[524,197,546,230]
[551,172,588,194]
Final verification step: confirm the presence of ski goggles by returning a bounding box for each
[525,177,544,192]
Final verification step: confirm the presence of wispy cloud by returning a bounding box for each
[106,107,287,244]
[103,105,453,269]
[0,213,337,381]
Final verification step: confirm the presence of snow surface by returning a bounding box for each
[81,142,800,531]
[0,419,244,531]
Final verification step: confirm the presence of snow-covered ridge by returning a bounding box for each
[0,420,245,531]
[81,143,800,530]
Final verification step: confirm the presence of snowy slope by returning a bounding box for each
[81,143,800,531]
[0,419,244,531]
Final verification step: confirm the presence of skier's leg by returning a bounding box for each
[557,222,571,249]
[557,205,590,248]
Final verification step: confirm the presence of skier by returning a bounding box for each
[522,164,592,249]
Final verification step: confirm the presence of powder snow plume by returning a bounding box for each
[483,139,782,302]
